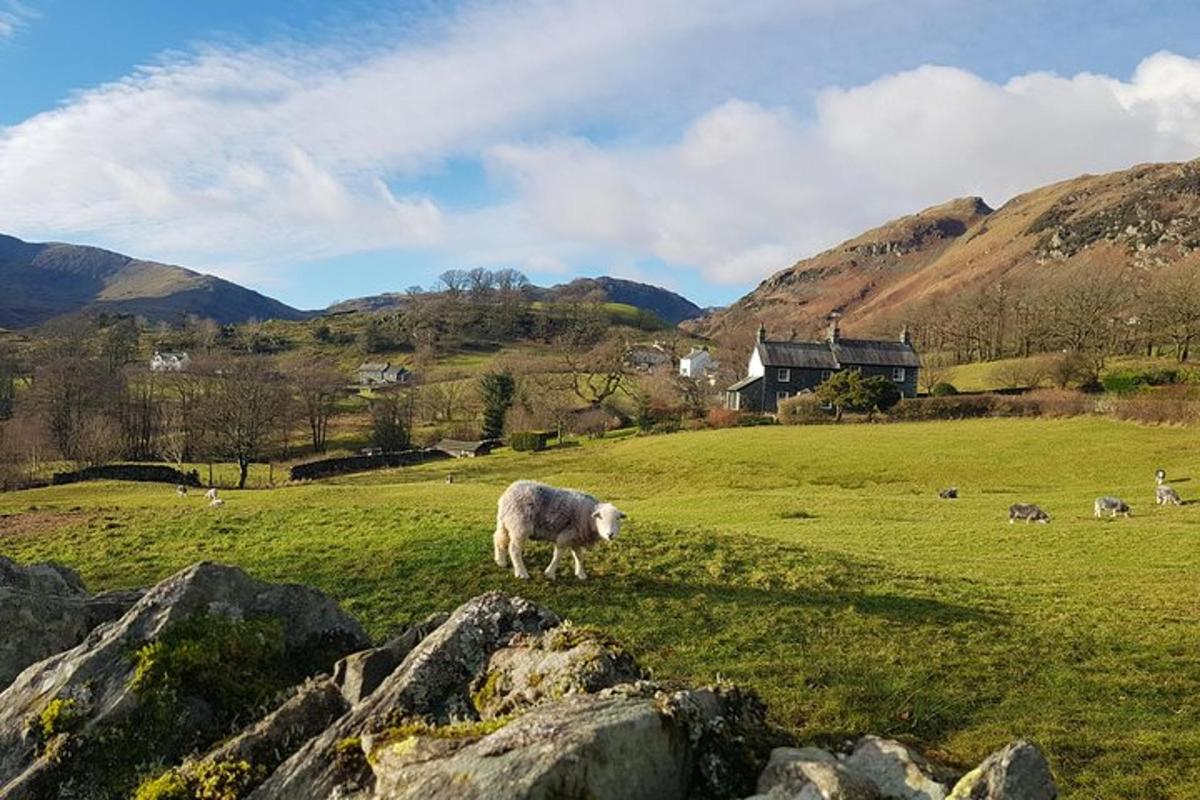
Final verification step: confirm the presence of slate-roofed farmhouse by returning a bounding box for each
[356,361,410,386]
[725,320,919,413]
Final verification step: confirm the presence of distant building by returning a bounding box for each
[434,439,496,458]
[356,361,410,386]
[624,343,672,373]
[679,347,717,378]
[725,321,919,413]
[150,351,190,372]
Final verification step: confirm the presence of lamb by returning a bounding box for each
[1156,485,1183,506]
[1008,503,1050,524]
[210,497,225,508]
[204,487,219,501]
[1094,496,1131,518]
[938,487,958,499]
[175,485,189,497]
[493,480,625,581]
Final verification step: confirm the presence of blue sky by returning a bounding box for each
[1,1,1199,310]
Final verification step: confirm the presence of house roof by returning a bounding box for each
[682,348,709,360]
[357,362,389,371]
[756,341,839,369]
[756,338,919,370]
[832,339,921,368]
[727,374,762,392]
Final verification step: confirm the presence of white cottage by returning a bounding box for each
[679,347,716,378]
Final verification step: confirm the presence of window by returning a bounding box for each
[729,392,740,411]
[892,367,906,382]
[820,370,832,381]
[777,368,791,382]
[776,391,791,402]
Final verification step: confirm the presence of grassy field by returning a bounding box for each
[2,418,1200,797]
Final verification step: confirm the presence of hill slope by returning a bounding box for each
[0,234,308,328]
[330,275,704,325]
[691,159,1200,340]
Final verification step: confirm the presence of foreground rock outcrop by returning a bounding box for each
[0,560,1061,800]
[0,561,369,799]
[0,556,143,690]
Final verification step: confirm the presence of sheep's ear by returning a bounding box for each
[592,510,601,518]
[618,511,627,520]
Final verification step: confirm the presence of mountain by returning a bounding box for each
[689,159,1200,341]
[330,275,704,325]
[0,234,308,328]
[539,276,703,324]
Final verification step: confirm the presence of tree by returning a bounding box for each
[291,359,344,453]
[813,371,898,421]
[370,392,412,451]
[478,371,515,440]
[918,353,952,395]
[100,317,139,374]
[561,335,633,407]
[31,357,123,462]
[1145,263,1200,361]
[201,357,288,489]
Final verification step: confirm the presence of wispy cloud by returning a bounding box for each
[0,1,36,41]
[1,1,1200,295]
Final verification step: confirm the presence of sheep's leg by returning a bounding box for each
[493,521,510,569]
[571,547,588,581]
[508,531,530,580]
[544,544,564,580]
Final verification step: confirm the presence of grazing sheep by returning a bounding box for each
[1009,503,1050,524]
[493,479,625,581]
[204,487,219,501]
[1155,468,1167,486]
[1094,496,1131,518]
[1156,485,1183,506]
[938,487,958,499]
[175,485,189,497]
[210,497,225,508]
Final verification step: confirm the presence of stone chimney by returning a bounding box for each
[757,323,767,343]
[900,324,911,345]
[827,318,840,343]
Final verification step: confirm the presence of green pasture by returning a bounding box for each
[2,417,1199,798]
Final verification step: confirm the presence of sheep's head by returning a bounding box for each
[592,503,626,541]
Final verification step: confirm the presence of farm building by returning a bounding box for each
[725,321,919,413]
[356,361,410,386]
[679,347,717,378]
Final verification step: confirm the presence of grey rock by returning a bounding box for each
[365,683,764,800]
[250,592,561,800]
[947,741,1057,800]
[754,747,878,800]
[0,557,143,690]
[845,736,950,800]
[469,625,642,719]
[0,561,368,798]
[333,612,449,704]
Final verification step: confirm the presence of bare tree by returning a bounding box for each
[290,358,345,453]
[561,335,633,407]
[201,357,288,488]
[1145,263,1200,361]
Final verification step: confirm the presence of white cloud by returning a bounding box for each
[491,51,1200,285]
[2,0,1200,296]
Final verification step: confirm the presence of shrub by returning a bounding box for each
[777,394,830,425]
[888,394,993,421]
[648,420,682,435]
[569,408,615,438]
[735,414,775,427]
[1111,387,1200,425]
[133,760,265,800]
[705,408,740,429]
[930,382,959,397]
[509,431,547,452]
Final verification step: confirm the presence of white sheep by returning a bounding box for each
[1156,485,1183,506]
[1094,496,1130,518]
[493,480,625,581]
[175,485,189,497]
[205,487,219,501]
